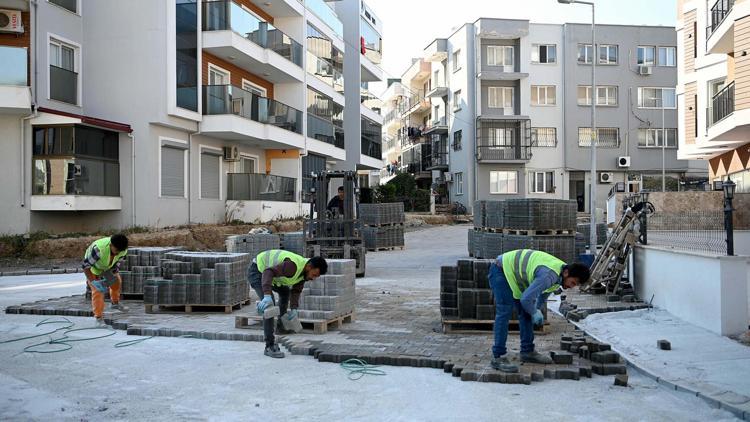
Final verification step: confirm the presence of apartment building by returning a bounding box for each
[677,0,750,191]
[384,18,705,214]
[0,0,383,235]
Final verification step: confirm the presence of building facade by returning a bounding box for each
[0,0,383,235]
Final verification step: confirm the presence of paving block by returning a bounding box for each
[578,366,592,378]
[657,339,671,350]
[591,350,620,364]
[550,351,574,365]
[555,368,580,380]
[614,374,628,387]
[592,363,627,376]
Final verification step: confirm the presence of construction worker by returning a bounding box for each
[326,186,345,215]
[82,234,130,326]
[247,250,328,358]
[489,249,590,373]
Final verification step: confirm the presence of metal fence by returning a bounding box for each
[645,210,727,255]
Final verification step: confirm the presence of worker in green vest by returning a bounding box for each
[489,249,590,373]
[247,250,328,358]
[82,234,130,326]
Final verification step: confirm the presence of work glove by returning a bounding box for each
[531,310,544,328]
[285,309,298,321]
[91,279,109,293]
[257,295,273,314]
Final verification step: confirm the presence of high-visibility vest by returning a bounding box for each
[256,249,309,287]
[84,237,128,276]
[501,249,565,300]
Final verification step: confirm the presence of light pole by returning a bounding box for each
[723,180,736,256]
[559,0,597,254]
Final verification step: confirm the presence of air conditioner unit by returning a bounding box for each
[599,172,614,183]
[0,9,24,34]
[638,65,652,75]
[444,172,453,182]
[223,146,239,161]
[617,156,631,168]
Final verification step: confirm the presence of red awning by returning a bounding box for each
[37,107,133,133]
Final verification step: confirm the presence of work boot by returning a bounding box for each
[264,344,285,358]
[110,302,129,312]
[490,355,519,373]
[520,351,553,364]
[276,321,293,335]
[95,317,107,327]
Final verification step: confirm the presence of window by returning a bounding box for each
[532,171,555,193]
[638,128,677,148]
[578,127,620,148]
[240,156,257,173]
[577,85,618,106]
[530,128,557,147]
[531,85,556,106]
[452,49,461,72]
[637,46,655,65]
[490,171,518,194]
[637,87,676,108]
[599,45,618,64]
[452,130,462,151]
[176,0,199,112]
[455,172,463,195]
[360,18,382,64]
[658,47,676,67]
[488,86,514,109]
[487,45,514,67]
[161,145,186,197]
[49,38,78,104]
[361,116,382,159]
[532,44,556,64]
[453,90,461,110]
[242,79,267,97]
[49,0,77,13]
[200,149,221,199]
[208,64,230,85]
[577,44,593,64]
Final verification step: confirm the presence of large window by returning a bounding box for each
[360,18,382,64]
[531,85,556,106]
[487,45,514,67]
[307,88,344,148]
[161,144,186,197]
[455,172,463,195]
[532,44,556,64]
[637,46,656,65]
[577,44,593,64]
[531,127,557,147]
[599,45,618,64]
[488,86,514,109]
[176,0,198,111]
[49,38,78,105]
[200,149,221,199]
[452,130,462,151]
[637,87,676,108]
[577,85,618,106]
[578,127,620,148]
[490,171,518,194]
[532,171,555,193]
[658,47,676,67]
[638,128,677,148]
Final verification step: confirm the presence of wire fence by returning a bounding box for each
[645,210,727,255]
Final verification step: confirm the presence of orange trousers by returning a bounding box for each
[88,275,121,318]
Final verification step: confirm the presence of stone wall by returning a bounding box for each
[611,192,750,229]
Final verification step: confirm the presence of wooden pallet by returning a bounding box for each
[235,311,356,334]
[120,293,144,300]
[441,319,548,334]
[145,299,250,314]
[363,222,405,228]
[366,246,405,252]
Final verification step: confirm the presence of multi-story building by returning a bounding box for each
[384,18,705,214]
[677,0,750,190]
[0,0,383,235]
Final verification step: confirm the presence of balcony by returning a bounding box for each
[201,85,304,149]
[361,138,382,160]
[424,117,449,135]
[305,0,343,39]
[0,46,31,114]
[426,85,449,98]
[706,0,735,54]
[202,0,304,83]
[402,143,432,177]
[704,81,750,149]
[30,158,121,211]
[306,51,344,94]
[424,38,448,62]
[402,93,430,117]
[227,172,296,202]
[709,81,735,127]
[307,114,345,149]
[402,59,431,84]
[427,135,449,170]
[476,119,531,162]
[361,88,381,110]
[49,65,77,105]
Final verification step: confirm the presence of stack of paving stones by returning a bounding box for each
[359,203,405,251]
[143,251,251,308]
[576,222,608,247]
[279,231,305,256]
[225,233,280,257]
[469,199,577,262]
[89,246,183,298]
[297,259,356,320]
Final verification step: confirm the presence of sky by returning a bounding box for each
[369,0,677,95]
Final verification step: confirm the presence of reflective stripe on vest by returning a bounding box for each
[84,237,128,276]
[255,249,308,287]
[502,249,565,300]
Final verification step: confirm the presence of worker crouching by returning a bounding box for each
[82,234,130,326]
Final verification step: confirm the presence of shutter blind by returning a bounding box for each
[161,146,185,197]
[201,151,220,199]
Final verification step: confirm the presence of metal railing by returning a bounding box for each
[0,46,28,86]
[531,129,557,147]
[306,51,344,93]
[710,81,735,126]
[476,145,531,161]
[227,173,296,202]
[203,85,302,134]
[49,65,77,104]
[425,116,448,133]
[578,128,620,148]
[203,0,302,66]
[307,114,345,148]
[645,211,727,255]
[707,0,734,39]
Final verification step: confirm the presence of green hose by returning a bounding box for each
[340,358,386,380]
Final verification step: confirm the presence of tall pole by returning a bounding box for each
[589,3,597,255]
[661,100,666,192]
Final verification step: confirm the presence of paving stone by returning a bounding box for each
[614,374,629,387]
[555,368,580,380]
[591,350,620,364]
[657,339,671,350]
[579,366,592,378]
[592,363,627,376]
[550,351,574,364]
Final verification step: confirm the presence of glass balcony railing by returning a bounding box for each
[306,0,343,39]
[361,138,382,160]
[0,46,28,86]
[306,51,344,93]
[227,172,296,202]
[361,89,380,110]
[203,0,303,67]
[307,113,345,148]
[50,65,77,104]
[33,158,120,196]
[203,85,303,134]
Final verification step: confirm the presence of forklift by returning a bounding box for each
[304,171,366,276]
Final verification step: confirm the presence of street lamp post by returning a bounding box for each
[723,180,736,256]
[559,0,597,255]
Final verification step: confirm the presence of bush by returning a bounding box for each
[373,173,430,212]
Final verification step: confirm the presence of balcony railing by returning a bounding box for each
[306,51,344,93]
[49,65,77,104]
[707,0,734,39]
[203,85,302,134]
[227,172,296,202]
[361,88,380,110]
[361,138,382,159]
[428,137,449,169]
[203,0,303,66]
[0,46,28,86]
[33,158,119,196]
[307,114,345,148]
[402,143,432,173]
[425,117,448,133]
[305,0,344,38]
[476,145,531,161]
[710,81,735,127]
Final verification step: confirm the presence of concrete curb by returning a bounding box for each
[0,268,81,277]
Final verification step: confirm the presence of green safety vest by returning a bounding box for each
[84,237,128,276]
[256,249,309,287]
[501,249,565,300]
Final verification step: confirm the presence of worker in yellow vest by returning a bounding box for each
[248,250,328,358]
[490,249,590,373]
[82,234,130,326]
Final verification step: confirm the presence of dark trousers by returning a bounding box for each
[247,263,290,347]
[488,264,535,357]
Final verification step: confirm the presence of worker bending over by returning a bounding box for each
[248,250,328,358]
[82,234,130,326]
[490,249,590,373]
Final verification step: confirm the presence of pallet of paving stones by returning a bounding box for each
[358,202,405,226]
[502,234,576,264]
[504,199,577,231]
[116,246,184,296]
[362,224,405,251]
[279,231,305,255]
[297,259,357,327]
[225,233,280,256]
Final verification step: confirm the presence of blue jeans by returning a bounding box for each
[489,264,535,357]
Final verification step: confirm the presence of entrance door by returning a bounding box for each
[240,156,257,173]
[207,65,231,113]
[575,181,585,212]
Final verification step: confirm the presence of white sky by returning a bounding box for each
[368,0,678,95]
